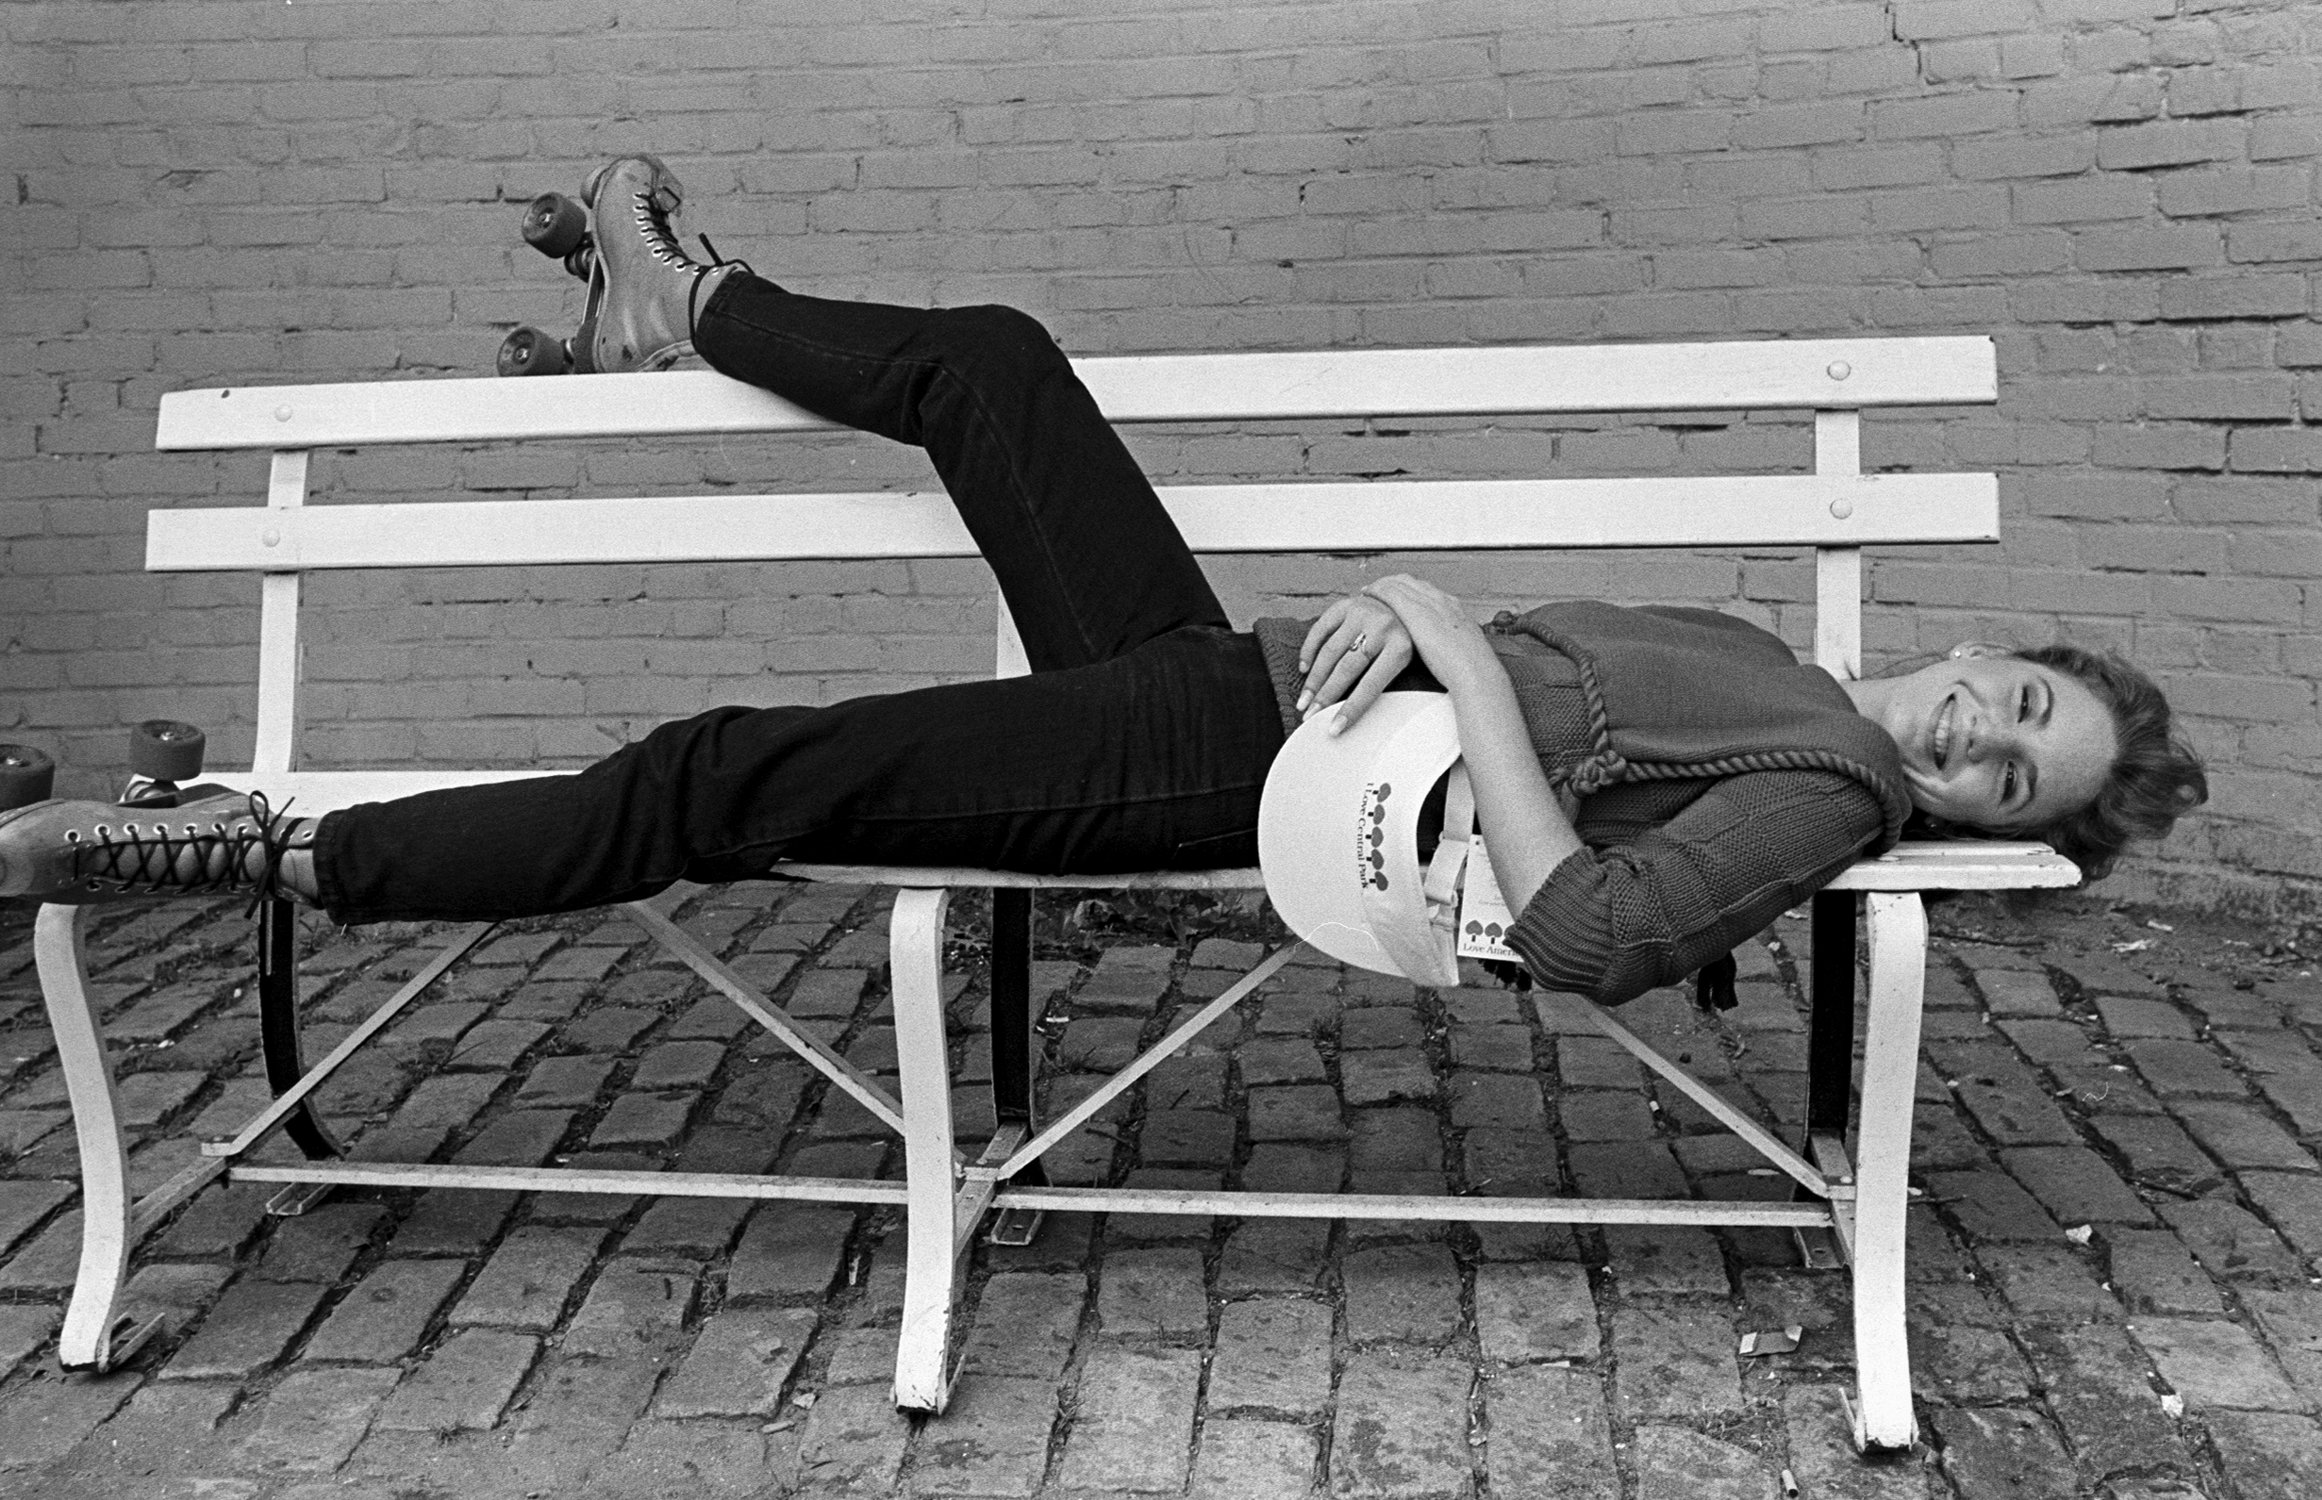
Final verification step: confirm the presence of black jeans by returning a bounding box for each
[314,276,1288,923]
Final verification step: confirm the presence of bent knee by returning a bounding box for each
[930,303,1065,372]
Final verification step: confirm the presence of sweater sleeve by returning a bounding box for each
[1502,768,1883,1007]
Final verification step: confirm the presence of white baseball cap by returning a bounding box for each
[1258,691,1469,988]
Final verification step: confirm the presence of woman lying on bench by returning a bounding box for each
[0,157,2207,1005]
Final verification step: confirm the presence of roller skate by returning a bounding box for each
[497,156,745,377]
[0,722,308,907]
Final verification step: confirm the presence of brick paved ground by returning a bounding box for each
[1,884,2318,1499]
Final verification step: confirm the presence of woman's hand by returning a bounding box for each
[1358,575,1498,699]
[1297,590,1414,728]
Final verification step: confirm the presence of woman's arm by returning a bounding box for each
[1508,769,1884,1005]
[1355,575,1580,911]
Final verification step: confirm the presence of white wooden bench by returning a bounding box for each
[32,336,2073,1453]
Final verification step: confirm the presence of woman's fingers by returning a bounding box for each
[1328,632,1415,735]
[1299,599,1397,713]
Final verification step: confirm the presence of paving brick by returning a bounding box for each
[499,1357,662,1489]
[1189,1417,1321,1500]
[1928,1406,2079,1500]
[1339,1048,1435,1106]
[1218,1218,1332,1294]
[1448,1071,1544,1130]
[2242,1172,2322,1257]
[393,1189,519,1255]
[588,1091,697,1149]
[2159,1197,2305,1282]
[372,1328,539,1433]
[2087,1113,2226,1196]
[1483,1363,1614,1498]
[1604,1225,1726,1295]
[562,1260,698,1359]
[443,1222,602,1329]
[1343,1243,1461,1346]
[2205,1410,2322,1500]
[0,1178,73,1257]
[1096,1245,1207,1335]
[1568,1141,1688,1199]
[910,1373,1055,1497]
[793,1380,910,1492]
[1329,1347,1472,1500]
[2171,1100,2315,1173]
[1474,1259,1597,1363]
[962,1271,1082,1381]
[2127,1039,2246,1097]
[68,1376,242,1485]
[1783,1384,1942,1500]
[243,1200,378,1282]
[0,1370,137,1472]
[2018,1320,2192,1476]
[2093,996,2196,1040]
[446,1017,550,1071]
[1559,1089,1657,1141]
[244,1365,402,1470]
[163,1277,330,1379]
[1978,1244,2119,1323]
[1927,1167,2062,1241]
[303,1257,466,1364]
[1930,1044,2079,1145]
[1209,1297,1333,1415]
[2243,1287,2322,1404]
[1141,1106,1235,1167]
[654,1303,815,1417]
[1055,1343,1201,1492]
[1237,1037,1326,1085]
[1612,1301,1741,1418]
[2134,1317,2310,1412]
[1341,1007,1424,1049]
[1247,1084,1344,1141]
[0,1303,57,1380]
[1912,1320,2035,1403]
[2107,1227,2226,1316]
[2000,1145,2156,1225]
[1975,968,2062,1017]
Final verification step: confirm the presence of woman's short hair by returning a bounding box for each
[2011,642,2207,882]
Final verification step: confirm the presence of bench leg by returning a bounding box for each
[36,906,158,1373]
[1793,889,1856,1272]
[983,887,1044,1247]
[890,887,962,1414]
[1850,891,1925,1453]
[256,898,340,1217]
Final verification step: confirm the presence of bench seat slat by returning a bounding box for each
[148,473,1999,572]
[195,774,2069,892]
[156,337,1996,450]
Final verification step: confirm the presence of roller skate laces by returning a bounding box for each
[0,791,311,910]
[584,156,752,374]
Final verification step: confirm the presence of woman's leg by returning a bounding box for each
[692,275,1226,671]
[314,626,1284,923]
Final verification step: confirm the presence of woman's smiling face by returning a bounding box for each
[1873,647,2118,833]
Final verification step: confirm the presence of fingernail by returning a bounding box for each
[1295,690,1311,713]
[1327,712,1347,737]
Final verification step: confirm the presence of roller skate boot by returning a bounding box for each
[0,791,312,907]
[580,155,744,374]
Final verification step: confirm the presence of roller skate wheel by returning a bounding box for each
[130,720,205,782]
[498,327,575,378]
[0,745,56,812]
[521,192,590,260]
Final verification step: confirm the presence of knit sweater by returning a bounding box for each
[1249,603,1909,1006]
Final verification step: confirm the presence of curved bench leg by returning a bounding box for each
[36,905,159,1373]
[889,887,960,1414]
[255,898,339,1217]
[1850,891,1925,1452]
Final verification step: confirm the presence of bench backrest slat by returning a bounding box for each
[155,337,1997,450]
[148,475,1998,572]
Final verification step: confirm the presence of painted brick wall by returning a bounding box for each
[4,0,2318,916]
